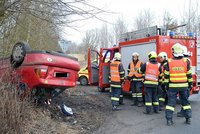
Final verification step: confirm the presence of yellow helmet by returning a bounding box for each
[132,52,139,57]
[172,43,183,57]
[148,51,157,59]
[114,52,121,60]
[158,52,168,60]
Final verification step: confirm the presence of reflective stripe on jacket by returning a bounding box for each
[168,58,187,83]
[164,57,192,88]
[144,62,160,85]
[110,61,121,82]
[128,61,143,78]
[159,62,167,84]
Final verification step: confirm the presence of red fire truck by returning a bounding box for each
[88,26,200,94]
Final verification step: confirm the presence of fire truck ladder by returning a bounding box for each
[120,26,163,42]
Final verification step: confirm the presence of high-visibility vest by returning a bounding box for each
[128,61,143,78]
[145,62,160,82]
[110,61,120,82]
[168,58,187,83]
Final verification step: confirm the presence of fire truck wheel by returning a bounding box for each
[10,41,31,68]
[98,87,105,92]
[79,76,88,86]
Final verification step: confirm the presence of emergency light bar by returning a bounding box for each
[187,32,194,37]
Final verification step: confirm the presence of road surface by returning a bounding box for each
[93,93,200,134]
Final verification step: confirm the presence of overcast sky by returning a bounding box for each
[63,0,192,43]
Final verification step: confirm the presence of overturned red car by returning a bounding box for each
[0,42,80,103]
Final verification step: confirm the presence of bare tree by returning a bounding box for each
[0,0,107,56]
[162,11,178,30]
[160,10,179,34]
[0,0,106,27]
[81,29,99,53]
[0,12,61,54]
[67,42,79,54]
[98,24,113,48]
[113,16,128,44]
[134,9,155,30]
[179,0,200,35]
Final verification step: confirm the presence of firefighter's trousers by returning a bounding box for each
[131,81,143,104]
[158,84,167,107]
[111,87,122,106]
[144,86,159,113]
[165,88,192,120]
[179,88,190,114]
[119,91,124,105]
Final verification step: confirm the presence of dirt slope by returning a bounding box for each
[27,86,111,134]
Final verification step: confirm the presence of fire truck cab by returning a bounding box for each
[88,47,119,91]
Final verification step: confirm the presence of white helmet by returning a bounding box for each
[132,52,139,57]
[182,45,190,56]
[114,52,121,60]
[158,52,168,60]
[172,43,184,57]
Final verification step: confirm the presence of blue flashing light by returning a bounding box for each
[187,32,193,37]
[169,31,174,36]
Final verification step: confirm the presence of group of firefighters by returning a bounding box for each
[109,43,192,126]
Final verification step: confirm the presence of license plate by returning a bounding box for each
[54,72,69,78]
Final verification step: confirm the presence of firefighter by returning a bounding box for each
[177,45,192,117]
[138,51,162,114]
[164,43,192,126]
[127,52,143,107]
[157,52,168,111]
[109,52,125,110]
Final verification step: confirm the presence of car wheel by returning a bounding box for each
[80,76,88,86]
[10,42,31,68]
[98,86,105,92]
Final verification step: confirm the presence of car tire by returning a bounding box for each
[10,41,31,68]
[98,86,105,92]
[80,76,88,86]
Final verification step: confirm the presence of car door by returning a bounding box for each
[98,47,119,89]
[87,48,99,85]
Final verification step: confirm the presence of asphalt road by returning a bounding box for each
[93,93,200,134]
